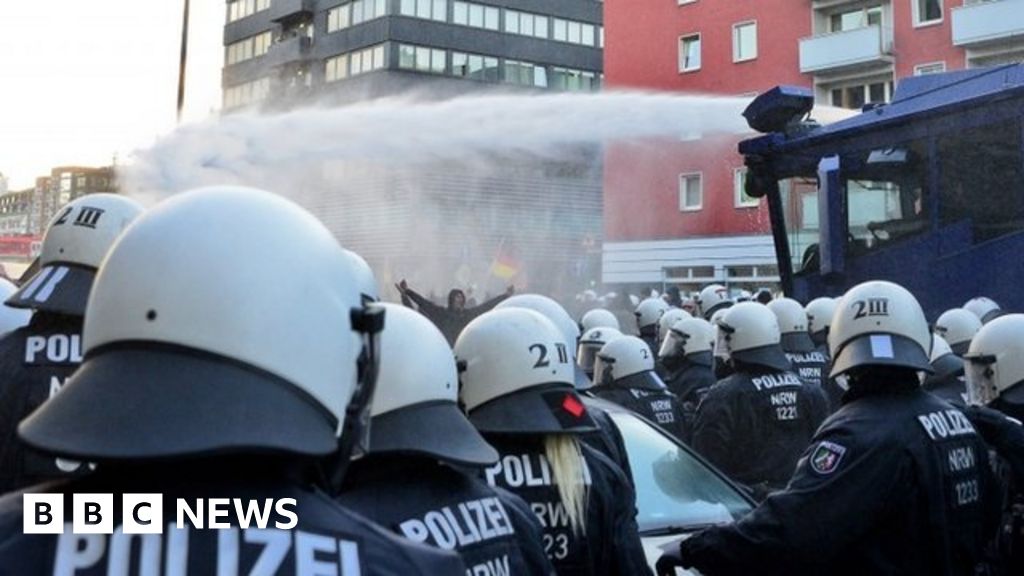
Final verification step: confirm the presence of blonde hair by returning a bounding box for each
[544,434,589,536]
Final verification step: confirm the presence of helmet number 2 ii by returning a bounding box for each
[530,343,569,369]
[54,206,105,229]
[852,298,889,319]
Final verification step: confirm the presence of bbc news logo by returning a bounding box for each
[23,494,298,534]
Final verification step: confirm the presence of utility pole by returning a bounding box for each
[176,0,191,123]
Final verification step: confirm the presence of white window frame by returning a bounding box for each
[914,61,946,75]
[735,168,760,208]
[732,21,757,63]
[678,33,701,73]
[912,0,943,28]
[678,172,703,212]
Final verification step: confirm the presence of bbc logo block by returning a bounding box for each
[24,493,163,535]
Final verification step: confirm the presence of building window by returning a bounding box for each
[732,22,757,62]
[679,34,701,72]
[452,2,498,31]
[552,19,598,46]
[225,31,273,66]
[325,44,386,82]
[914,61,946,75]
[325,54,350,82]
[327,5,351,32]
[504,60,548,87]
[505,10,549,39]
[452,51,500,81]
[678,173,702,211]
[400,0,447,21]
[223,77,271,109]
[913,0,942,26]
[827,76,892,109]
[735,168,759,208]
[550,67,600,91]
[76,176,87,188]
[830,6,882,32]
[398,44,447,74]
[227,0,270,23]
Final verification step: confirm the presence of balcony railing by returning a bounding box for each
[268,0,314,22]
[263,35,312,68]
[799,25,893,74]
[952,0,1024,47]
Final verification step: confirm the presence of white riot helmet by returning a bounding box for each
[635,297,669,332]
[19,187,382,461]
[963,296,1003,325]
[658,308,691,345]
[8,194,143,316]
[710,308,730,362]
[697,284,733,319]
[768,297,815,353]
[581,308,620,332]
[370,304,497,466]
[933,308,982,356]
[922,334,964,389]
[497,293,588,389]
[736,290,753,302]
[593,335,664,390]
[659,317,714,361]
[456,308,596,435]
[716,302,790,371]
[345,250,379,304]
[0,278,31,335]
[805,297,837,340]
[828,280,932,378]
[964,314,1024,405]
[577,326,623,378]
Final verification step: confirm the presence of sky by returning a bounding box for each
[0,1,223,189]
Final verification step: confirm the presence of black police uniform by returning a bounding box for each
[812,343,846,413]
[0,461,466,575]
[481,435,652,576]
[691,367,829,492]
[660,351,716,407]
[339,454,555,576]
[591,373,690,442]
[677,385,1000,576]
[0,314,90,493]
[923,353,968,407]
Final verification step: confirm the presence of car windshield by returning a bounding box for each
[610,411,753,534]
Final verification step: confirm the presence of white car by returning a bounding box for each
[586,397,755,574]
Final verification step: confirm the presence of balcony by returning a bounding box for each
[952,0,1024,47]
[263,35,312,68]
[268,0,314,22]
[799,25,893,74]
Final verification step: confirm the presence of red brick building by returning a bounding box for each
[601,0,1024,292]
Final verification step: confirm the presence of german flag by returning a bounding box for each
[490,242,520,279]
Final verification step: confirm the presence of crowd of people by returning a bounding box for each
[0,185,1019,575]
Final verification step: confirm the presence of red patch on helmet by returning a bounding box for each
[562,394,585,418]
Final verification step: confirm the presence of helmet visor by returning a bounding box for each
[347,304,386,459]
[714,325,732,361]
[592,354,615,387]
[659,330,686,360]
[964,355,1000,406]
[576,341,601,374]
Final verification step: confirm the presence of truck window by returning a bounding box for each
[939,121,1024,244]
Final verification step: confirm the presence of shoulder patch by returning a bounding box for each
[810,441,847,475]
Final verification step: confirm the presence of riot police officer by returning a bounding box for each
[577,326,623,381]
[634,297,669,354]
[696,283,733,320]
[691,302,828,496]
[710,308,734,380]
[339,304,553,575]
[965,296,1004,325]
[0,187,465,574]
[658,317,716,408]
[0,279,30,336]
[0,193,143,493]
[805,296,844,409]
[498,294,632,484]
[934,307,982,356]
[768,297,829,397]
[456,308,652,576]
[659,281,999,576]
[591,335,689,442]
[923,334,968,406]
[962,314,1024,573]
